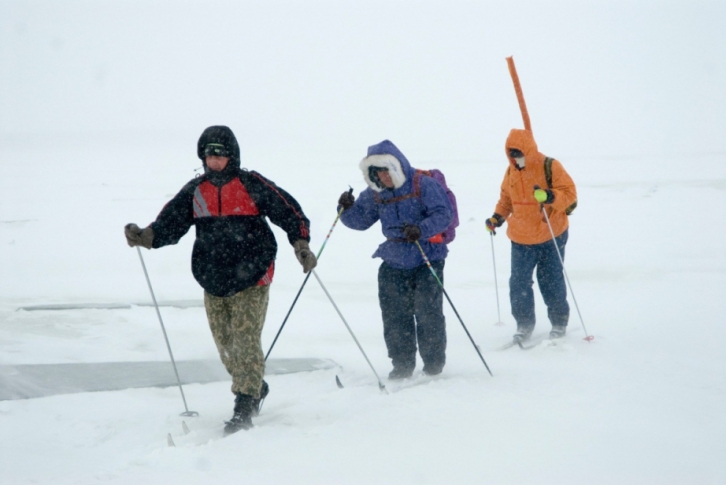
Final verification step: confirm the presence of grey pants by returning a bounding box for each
[204,285,269,398]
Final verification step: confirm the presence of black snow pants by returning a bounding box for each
[377,260,447,371]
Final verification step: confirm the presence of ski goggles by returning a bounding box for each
[508,148,524,158]
[204,143,231,157]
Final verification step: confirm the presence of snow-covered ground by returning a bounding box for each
[1,1,726,484]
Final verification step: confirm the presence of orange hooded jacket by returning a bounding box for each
[494,129,577,245]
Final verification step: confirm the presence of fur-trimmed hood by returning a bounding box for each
[359,140,414,192]
[341,139,453,270]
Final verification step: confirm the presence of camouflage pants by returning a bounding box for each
[204,285,269,398]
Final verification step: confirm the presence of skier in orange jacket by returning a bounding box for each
[486,128,577,343]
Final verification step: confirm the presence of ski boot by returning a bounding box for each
[513,325,534,344]
[422,362,444,377]
[549,325,566,339]
[388,366,414,380]
[224,393,255,435]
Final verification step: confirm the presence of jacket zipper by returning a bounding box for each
[217,186,222,216]
[516,169,537,206]
[518,170,527,203]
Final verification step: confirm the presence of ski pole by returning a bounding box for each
[264,188,353,361]
[136,247,199,417]
[260,191,355,413]
[536,193,593,341]
[489,232,504,326]
[414,241,493,376]
[311,269,387,392]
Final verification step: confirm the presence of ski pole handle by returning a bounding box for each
[318,187,354,258]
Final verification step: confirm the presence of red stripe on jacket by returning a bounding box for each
[251,172,309,237]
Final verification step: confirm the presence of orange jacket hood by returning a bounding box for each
[505,129,544,168]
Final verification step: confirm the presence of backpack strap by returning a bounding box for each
[374,169,450,244]
[543,156,577,215]
[374,171,423,205]
[544,157,554,189]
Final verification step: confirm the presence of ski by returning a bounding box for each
[498,340,518,351]
[498,332,550,351]
[332,375,387,393]
[166,421,193,447]
[517,340,537,350]
[335,372,448,393]
[387,372,445,392]
[167,418,257,445]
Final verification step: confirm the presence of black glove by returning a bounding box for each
[485,214,505,235]
[338,190,355,211]
[533,185,555,204]
[402,225,421,243]
[124,223,154,249]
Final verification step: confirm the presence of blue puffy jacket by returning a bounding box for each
[340,140,454,270]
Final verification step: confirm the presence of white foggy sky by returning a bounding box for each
[1,1,725,164]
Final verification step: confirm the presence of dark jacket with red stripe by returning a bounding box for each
[150,169,311,297]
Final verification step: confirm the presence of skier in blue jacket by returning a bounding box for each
[338,140,453,379]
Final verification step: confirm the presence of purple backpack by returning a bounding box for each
[375,168,460,244]
[419,169,459,244]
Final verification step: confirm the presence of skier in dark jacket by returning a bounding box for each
[124,126,317,434]
[337,140,453,379]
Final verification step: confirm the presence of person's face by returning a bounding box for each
[508,148,525,168]
[378,170,394,188]
[206,155,229,172]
